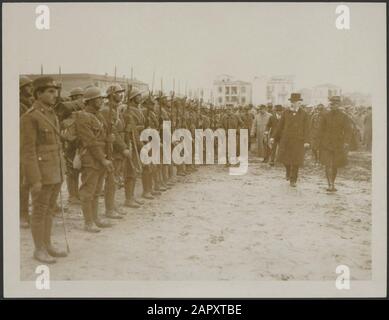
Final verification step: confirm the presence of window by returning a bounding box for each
[225,86,230,94]
[218,86,223,93]
[226,96,230,102]
[218,97,223,104]
[231,96,237,102]
[241,97,246,104]
[231,86,237,95]
[241,86,246,94]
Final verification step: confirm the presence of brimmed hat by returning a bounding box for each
[288,93,303,102]
[84,86,105,101]
[106,84,125,96]
[69,87,84,97]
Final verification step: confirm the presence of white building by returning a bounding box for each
[266,75,295,105]
[213,74,252,107]
[310,83,342,105]
[252,75,269,105]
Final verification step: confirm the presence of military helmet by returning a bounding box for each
[20,75,33,89]
[84,86,105,102]
[69,87,84,97]
[106,84,125,96]
[128,88,144,100]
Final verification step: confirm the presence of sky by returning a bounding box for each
[4,2,386,95]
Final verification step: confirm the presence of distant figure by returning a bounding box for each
[363,107,372,151]
[266,104,283,166]
[272,93,310,187]
[318,96,352,192]
[250,105,271,161]
[309,104,325,164]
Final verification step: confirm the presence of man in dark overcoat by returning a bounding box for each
[318,96,352,192]
[272,93,310,187]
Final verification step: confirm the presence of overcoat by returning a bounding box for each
[273,108,310,166]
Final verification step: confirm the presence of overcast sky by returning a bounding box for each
[4,2,386,95]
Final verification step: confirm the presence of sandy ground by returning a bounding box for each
[20,151,371,281]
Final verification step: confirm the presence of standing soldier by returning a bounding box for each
[272,93,310,187]
[20,76,34,228]
[309,104,325,164]
[266,104,283,166]
[60,87,85,205]
[251,105,272,162]
[20,76,67,263]
[75,87,115,232]
[221,105,243,165]
[318,96,352,192]
[121,87,144,208]
[101,84,132,219]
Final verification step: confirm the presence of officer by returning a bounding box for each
[101,84,132,219]
[20,76,68,263]
[20,76,34,228]
[75,86,115,232]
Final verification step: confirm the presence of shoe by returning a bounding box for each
[124,199,140,209]
[166,182,175,187]
[290,181,296,187]
[84,223,101,233]
[33,248,56,264]
[20,216,30,229]
[142,193,154,200]
[68,197,81,205]
[46,245,68,258]
[269,162,275,167]
[177,172,186,176]
[105,211,123,220]
[151,190,161,196]
[134,198,144,205]
[94,219,112,228]
[159,186,167,192]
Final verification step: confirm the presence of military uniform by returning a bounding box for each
[19,76,34,228]
[20,76,67,263]
[75,87,115,231]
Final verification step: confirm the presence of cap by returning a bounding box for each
[20,76,33,89]
[33,76,60,91]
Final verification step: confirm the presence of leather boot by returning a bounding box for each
[105,210,123,220]
[82,201,100,233]
[141,174,154,199]
[92,198,112,227]
[124,179,142,207]
[31,206,56,264]
[44,215,68,257]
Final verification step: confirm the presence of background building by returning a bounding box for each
[24,73,149,97]
[310,83,342,105]
[213,74,252,107]
[266,75,295,106]
[252,75,269,105]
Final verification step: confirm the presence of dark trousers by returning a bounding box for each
[20,181,30,219]
[30,183,62,249]
[104,158,122,212]
[285,164,299,183]
[270,141,279,163]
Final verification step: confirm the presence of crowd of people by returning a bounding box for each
[19,75,372,264]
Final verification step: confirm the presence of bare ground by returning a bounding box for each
[20,151,371,281]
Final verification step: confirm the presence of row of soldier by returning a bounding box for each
[19,75,372,264]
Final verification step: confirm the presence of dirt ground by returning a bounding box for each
[20,151,371,281]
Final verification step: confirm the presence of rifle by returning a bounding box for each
[106,66,116,161]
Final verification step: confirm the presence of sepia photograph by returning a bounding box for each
[2,2,387,298]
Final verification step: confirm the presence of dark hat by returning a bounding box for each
[274,104,283,111]
[329,95,341,103]
[288,93,303,102]
[106,84,125,96]
[69,87,84,97]
[33,76,60,91]
[20,75,33,89]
